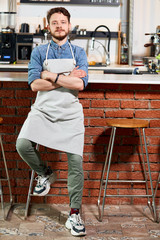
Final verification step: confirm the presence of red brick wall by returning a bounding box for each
[0,81,160,205]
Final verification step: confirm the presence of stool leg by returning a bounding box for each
[0,135,13,220]
[24,144,39,219]
[0,180,5,219]
[24,170,35,219]
[98,127,116,221]
[154,172,160,222]
[154,172,160,199]
[142,128,157,222]
[138,128,150,200]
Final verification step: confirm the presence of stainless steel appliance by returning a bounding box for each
[0,29,16,63]
[16,33,33,63]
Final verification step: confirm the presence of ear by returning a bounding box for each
[47,25,50,33]
[69,23,72,32]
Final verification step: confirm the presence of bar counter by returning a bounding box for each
[0,69,160,84]
[0,66,160,205]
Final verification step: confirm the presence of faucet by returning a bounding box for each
[91,25,111,65]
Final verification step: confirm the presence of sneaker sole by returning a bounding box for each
[65,219,86,236]
[33,182,51,196]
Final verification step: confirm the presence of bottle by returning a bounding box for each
[120,33,128,65]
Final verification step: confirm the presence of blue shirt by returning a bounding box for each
[28,39,88,88]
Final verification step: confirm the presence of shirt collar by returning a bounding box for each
[50,39,69,50]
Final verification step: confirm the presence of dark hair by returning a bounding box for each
[47,7,71,24]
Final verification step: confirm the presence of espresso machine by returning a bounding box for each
[16,33,33,63]
[144,26,160,57]
[143,26,160,73]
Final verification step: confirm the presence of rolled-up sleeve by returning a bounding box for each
[76,48,88,89]
[28,47,43,85]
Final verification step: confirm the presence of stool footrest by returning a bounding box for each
[104,180,147,183]
[105,194,153,197]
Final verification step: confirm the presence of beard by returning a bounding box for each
[51,29,69,41]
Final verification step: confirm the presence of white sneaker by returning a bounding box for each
[33,171,56,196]
[65,213,86,236]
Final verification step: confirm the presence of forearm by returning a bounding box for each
[55,74,84,91]
[30,78,60,92]
[45,71,84,91]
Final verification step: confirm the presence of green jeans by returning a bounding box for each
[16,138,84,209]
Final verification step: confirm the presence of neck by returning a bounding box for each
[52,37,68,46]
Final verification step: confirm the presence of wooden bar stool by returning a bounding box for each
[98,119,157,222]
[0,117,13,220]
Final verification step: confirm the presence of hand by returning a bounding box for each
[70,66,87,78]
[41,71,57,82]
[41,70,49,80]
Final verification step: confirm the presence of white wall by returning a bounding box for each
[133,0,160,58]
[16,3,121,63]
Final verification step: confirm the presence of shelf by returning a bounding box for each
[20,0,120,6]
[33,31,118,39]
[70,31,118,39]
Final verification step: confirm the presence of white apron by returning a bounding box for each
[18,42,85,156]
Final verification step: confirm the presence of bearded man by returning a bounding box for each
[16,7,88,237]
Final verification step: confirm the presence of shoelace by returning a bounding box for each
[72,214,84,226]
[35,175,47,187]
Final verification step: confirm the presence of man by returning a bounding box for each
[16,7,88,237]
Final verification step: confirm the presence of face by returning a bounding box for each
[48,12,71,41]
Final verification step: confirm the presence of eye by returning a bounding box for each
[52,22,57,25]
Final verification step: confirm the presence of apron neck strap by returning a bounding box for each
[68,41,76,66]
[45,40,76,66]
[45,42,51,65]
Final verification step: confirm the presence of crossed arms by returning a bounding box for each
[30,66,87,92]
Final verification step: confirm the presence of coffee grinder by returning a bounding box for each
[0,11,16,63]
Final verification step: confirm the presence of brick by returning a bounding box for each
[84,144,104,153]
[79,91,104,99]
[3,116,26,125]
[90,118,108,127]
[151,100,160,108]
[79,99,90,108]
[90,188,117,197]
[83,109,104,117]
[0,107,15,115]
[0,89,14,98]
[149,137,160,145]
[106,91,134,99]
[150,84,160,91]
[146,128,160,136]
[85,127,104,136]
[150,120,160,127]
[91,100,120,108]
[0,126,15,134]
[122,84,150,91]
[46,196,69,204]
[105,110,134,118]
[16,89,36,98]
[121,100,149,109]
[135,92,160,100]
[17,107,30,116]
[135,110,160,118]
[2,99,31,107]
[88,83,120,90]
[2,81,28,88]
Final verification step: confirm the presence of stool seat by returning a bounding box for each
[106,119,149,128]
